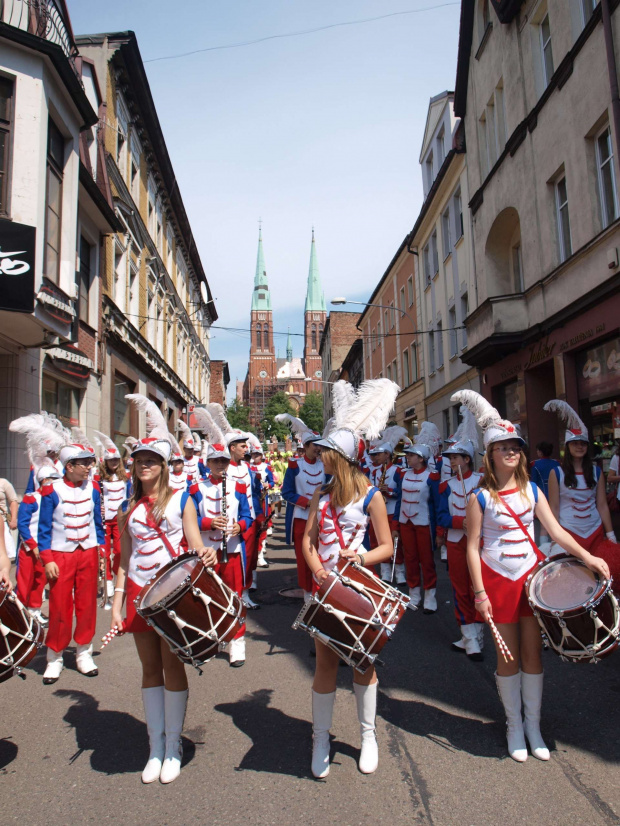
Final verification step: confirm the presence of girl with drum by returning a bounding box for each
[302,378,400,779]
[110,396,217,785]
[454,390,610,763]
[544,401,620,583]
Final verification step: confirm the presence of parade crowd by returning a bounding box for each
[0,379,619,784]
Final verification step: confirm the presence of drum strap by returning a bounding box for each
[120,497,180,560]
[500,498,541,558]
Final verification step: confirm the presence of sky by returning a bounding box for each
[67,1,462,399]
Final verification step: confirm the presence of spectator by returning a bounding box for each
[529,442,560,499]
[0,477,18,560]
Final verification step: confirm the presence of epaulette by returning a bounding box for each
[39,483,54,497]
[429,472,440,481]
[189,482,200,496]
[235,481,248,494]
[287,459,298,469]
[23,493,37,504]
[439,481,449,494]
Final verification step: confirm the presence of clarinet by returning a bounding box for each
[220,473,229,564]
[378,462,388,500]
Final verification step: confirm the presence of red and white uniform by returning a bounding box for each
[395,467,438,591]
[101,474,128,581]
[366,463,400,518]
[316,488,374,576]
[183,455,199,483]
[282,455,326,593]
[169,469,188,492]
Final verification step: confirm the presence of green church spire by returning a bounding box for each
[251,226,271,311]
[286,327,293,361]
[304,228,326,313]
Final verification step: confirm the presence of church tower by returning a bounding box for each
[303,229,327,394]
[246,228,277,425]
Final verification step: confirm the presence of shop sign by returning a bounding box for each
[498,324,608,381]
[0,219,36,313]
[37,284,76,324]
[576,337,620,401]
[47,346,93,379]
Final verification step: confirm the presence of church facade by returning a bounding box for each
[243,229,326,427]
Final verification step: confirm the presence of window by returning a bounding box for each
[377,320,382,344]
[157,296,164,353]
[147,279,156,344]
[44,118,64,283]
[114,244,126,311]
[116,95,129,177]
[78,236,93,324]
[371,327,376,351]
[423,244,431,286]
[443,409,451,441]
[148,177,156,237]
[429,328,436,373]
[581,0,598,25]
[113,374,135,451]
[0,76,14,215]
[512,243,524,291]
[454,188,463,240]
[403,348,410,387]
[400,286,406,314]
[411,342,419,382]
[389,301,395,329]
[426,152,434,191]
[387,363,392,381]
[166,227,173,274]
[129,257,139,319]
[495,82,507,149]
[156,199,163,254]
[437,127,445,166]
[596,126,618,228]
[555,176,572,262]
[436,321,444,368]
[431,232,439,275]
[392,359,398,384]
[461,292,469,348]
[257,325,262,350]
[264,323,270,349]
[449,306,457,357]
[540,13,554,88]
[42,374,80,427]
[407,275,414,306]
[311,325,317,351]
[384,310,389,334]
[442,207,452,258]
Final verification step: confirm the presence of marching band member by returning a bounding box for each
[248,436,274,569]
[21,412,66,494]
[393,422,440,612]
[94,431,131,607]
[277,413,326,603]
[0,514,11,591]
[37,438,104,684]
[178,421,199,483]
[303,378,400,778]
[110,395,217,785]
[436,407,483,658]
[544,400,620,584]
[455,390,609,762]
[198,438,209,481]
[168,452,189,492]
[190,407,252,666]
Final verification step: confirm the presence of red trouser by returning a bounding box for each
[15,545,46,609]
[216,552,245,639]
[293,518,313,592]
[568,525,620,593]
[45,546,98,653]
[446,536,480,626]
[399,521,437,589]
[103,518,121,580]
[243,522,259,587]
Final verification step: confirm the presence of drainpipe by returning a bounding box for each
[602,0,620,162]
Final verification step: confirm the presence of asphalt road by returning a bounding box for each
[3,516,620,826]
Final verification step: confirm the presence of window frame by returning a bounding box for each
[595,124,619,229]
[77,235,93,325]
[540,13,554,89]
[442,207,452,259]
[448,305,457,358]
[44,118,65,284]
[555,175,572,262]
[0,75,14,217]
[402,347,410,387]
[407,275,414,306]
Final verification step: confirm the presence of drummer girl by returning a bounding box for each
[302,378,400,779]
[455,390,609,763]
[544,400,620,583]
[110,399,216,786]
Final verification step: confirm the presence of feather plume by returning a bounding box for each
[415,421,442,451]
[177,419,192,441]
[192,432,202,452]
[336,379,400,440]
[71,426,92,450]
[451,390,502,430]
[123,436,138,456]
[41,411,71,442]
[331,381,356,423]
[379,425,408,451]
[192,407,225,446]
[323,416,335,437]
[125,394,172,445]
[168,431,182,456]
[206,403,233,435]
[93,430,117,454]
[543,400,587,433]
[275,413,313,440]
[454,406,480,452]
[9,414,66,467]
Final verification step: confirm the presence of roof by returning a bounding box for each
[305,230,326,313]
[251,228,271,311]
[453,1,475,118]
[419,91,454,163]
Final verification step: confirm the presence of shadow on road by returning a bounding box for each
[0,737,18,770]
[53,689,196,775]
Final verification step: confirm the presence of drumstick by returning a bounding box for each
[100,624,124,651]
[487,617,514,663]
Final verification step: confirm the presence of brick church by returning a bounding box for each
[243,229,326,427]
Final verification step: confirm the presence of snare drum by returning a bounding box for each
[135,553,246,671]
[0,586,44,682]
[292,559,409,673]
[526,554,619,663]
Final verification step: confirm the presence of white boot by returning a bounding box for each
[395,564,407,584]
[379,563,391,582]
[353,682,379,774]
[476,623,485,650]
[440,545,447,561]
[257,549,269,568]
[408,586,422,609]
[311,690,335,778]
[141,686,165,783]
[423,588,437,613]
[160,689,188,784]
[43,648,64,685]
[496,672,527,762]
[250,571,258,591]
[76,643,98,676]
[521,672,550,761]
[106,580,115,598]
[451,635,466,652]
[242,589,259,610]
[462,624,483,661]
[228,636,246,667]
[303,590,313,604]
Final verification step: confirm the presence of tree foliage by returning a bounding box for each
[299,391,324,434]
[260,392,294,441]
[226,398,253,433]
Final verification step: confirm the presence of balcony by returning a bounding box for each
[1,0,82,85]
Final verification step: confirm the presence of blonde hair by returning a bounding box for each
[99,457,128,483]
[118,456,173,529]
[481,445,530,506]
[323,448,370,509]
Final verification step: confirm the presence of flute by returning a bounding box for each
[220,473,229,564]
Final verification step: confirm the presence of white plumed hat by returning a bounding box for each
[274,413,320,445]
[441,406,480,461]
[404,421,441,461]
[125,394,174,462]
[192,407,230,460]
[451,390,524,450]
[543,399,589,444]
[93,430,121,461]
[368,425,408,454]
[177,419,194,450]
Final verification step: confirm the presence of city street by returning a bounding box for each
[3,515,620,826]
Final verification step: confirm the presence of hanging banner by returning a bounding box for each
[0,219,36,313]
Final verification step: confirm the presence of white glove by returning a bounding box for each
[606,531,618,543]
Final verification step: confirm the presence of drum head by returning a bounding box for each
[140,558,198,609]
[530,558,601,612]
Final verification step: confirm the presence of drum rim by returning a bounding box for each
[137,551,202,612]
[526,553,609,616]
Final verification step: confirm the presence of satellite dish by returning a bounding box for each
[200,282,209,304]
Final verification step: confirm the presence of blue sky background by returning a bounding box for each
[67,1,461,397]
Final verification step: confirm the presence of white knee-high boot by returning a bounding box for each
[311,690,335,778]
[353,681,379,774]
[521,671,550,761]
[160,689,188,784]
[495,672,527,762]
[141,686,165,783]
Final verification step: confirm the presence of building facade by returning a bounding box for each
[455,0,620,449]
[409,91,480,440]
[319,310,361,422]
[209,359,230,407]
